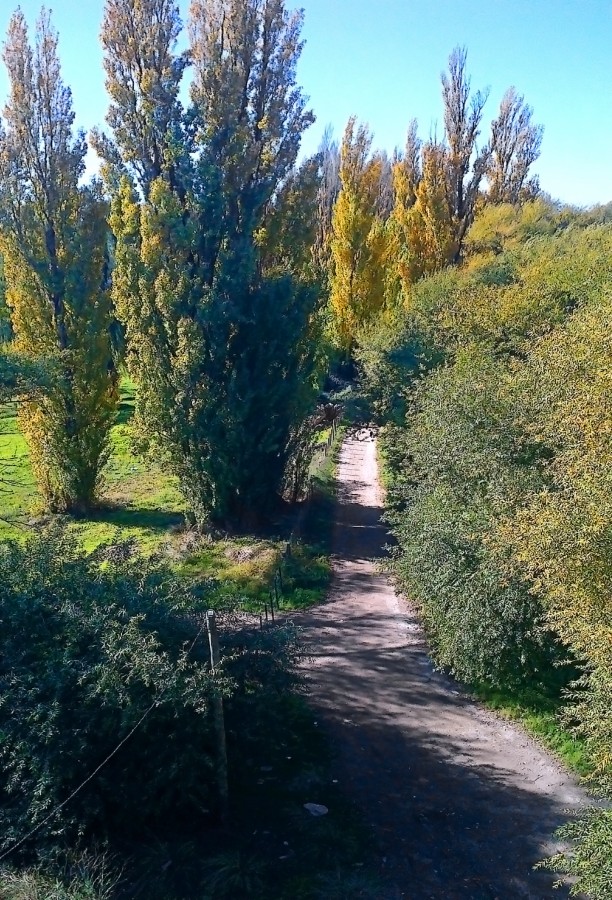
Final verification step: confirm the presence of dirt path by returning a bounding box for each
[298,433,585,899]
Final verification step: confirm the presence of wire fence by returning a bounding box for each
[0,415,345,859]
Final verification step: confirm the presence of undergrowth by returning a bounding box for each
[0,383,366,900]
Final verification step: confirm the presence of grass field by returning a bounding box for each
[0,380,186,548]
[0,400,36,529]
[0,380,338,613]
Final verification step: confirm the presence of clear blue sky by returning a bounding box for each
[1,0,610,206]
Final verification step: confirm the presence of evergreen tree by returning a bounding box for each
[0,10,116,514]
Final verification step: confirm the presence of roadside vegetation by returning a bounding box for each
[0,0,610,895]
[360,216,612,897]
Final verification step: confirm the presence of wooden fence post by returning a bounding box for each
[206,610,229,827]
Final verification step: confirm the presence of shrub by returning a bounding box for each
[0,528,220,855]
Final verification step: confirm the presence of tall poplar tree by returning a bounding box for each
[0,10,116,513]
[390,141,455,288]
[388,48,491,289]
[313,126,340,277]
[440,46,490,263]
[100,0,319,528]
[487,87,543,204]
[329,117,389,352]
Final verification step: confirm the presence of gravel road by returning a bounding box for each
[298,432,585,899]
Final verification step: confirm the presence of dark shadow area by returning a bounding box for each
[332,495,390,562]
[87,503,184,532]
[315,703,577,899]
[298,603,582,899]
[114,382,136,426]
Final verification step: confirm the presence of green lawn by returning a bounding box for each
[0,380,184,551]
[0,401,36,529]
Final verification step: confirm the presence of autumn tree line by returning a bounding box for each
[0,0,543,532]
[0,0,610,896]
[0,0,322,529]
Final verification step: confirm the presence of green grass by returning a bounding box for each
[0,379,184,549]
[0,379,340,615]
[469,678,593,779]
[0,402,37,528]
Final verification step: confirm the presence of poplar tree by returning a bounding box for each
[100,0,319,528]
[487,87,543,204]
[313,126,340,277]
[390,141,455,288]
[259,154,322,280]
[0,10,116,513]
[329,117,389,352]
[388,48,490,288]
[440,46,490,263]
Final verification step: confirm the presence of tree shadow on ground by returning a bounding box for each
[87,503,184,532]
[293,438,585,899]
[297,600,584,899]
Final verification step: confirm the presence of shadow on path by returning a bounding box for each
[296,436,584,899]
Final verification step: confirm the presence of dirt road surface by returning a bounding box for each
[298,433,585,899]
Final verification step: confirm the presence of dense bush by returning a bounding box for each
[542,808,612,899]
[383,348,560,686]
[0,528,303,864]
[372,224,612,896]
[0,528,218,853]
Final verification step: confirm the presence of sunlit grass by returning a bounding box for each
[470,680,593,778]
[0,378,338,612]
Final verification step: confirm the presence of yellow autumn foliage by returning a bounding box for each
[329,118,390,351]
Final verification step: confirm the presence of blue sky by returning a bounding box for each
[1,0,610,206]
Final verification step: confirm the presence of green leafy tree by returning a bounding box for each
[93,0,189,197]
[499,270,612,896]
[376,225,612,896]
[384,346,559,686]
[99,0,320,528]
[258,154,322,281]
[0,10,117,514]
